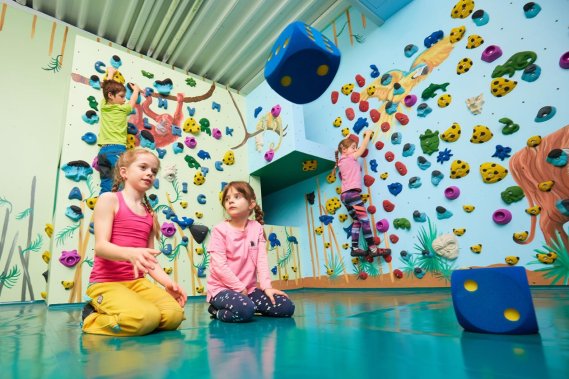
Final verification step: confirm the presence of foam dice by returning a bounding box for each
[264,21,341,104]
[451,267,538,334]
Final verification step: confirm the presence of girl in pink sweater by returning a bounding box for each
[207,181,295,323]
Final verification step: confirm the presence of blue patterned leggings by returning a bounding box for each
[210,288,295,323]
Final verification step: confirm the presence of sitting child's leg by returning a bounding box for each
[210,290,255,323]
[132,278,185,331]
[248,288,295,318]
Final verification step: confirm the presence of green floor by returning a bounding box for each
[1,288,568,378]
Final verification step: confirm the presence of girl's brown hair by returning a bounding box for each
[220,181,264,225]
[330,137,357,180]
[111,148,161,240]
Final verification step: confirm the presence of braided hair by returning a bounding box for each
[112,148,161,240]
[330,137,356,181]
[221,181,264,225]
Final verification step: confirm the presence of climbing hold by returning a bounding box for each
[381,73,392,86]
[330,91,339,105]
[521,64,541,82]
[345,107,355,121]
[139,130,156,150]
[376,219,390,233]
[417,156,431,170]
[501,186,524,204]
[380,172,388,180]
[534,106,556,122]
[211,101,221,112]
[172,142,184,154]
[196,150,211,160]
[184,136,197,149]
[370,109,380,123]
[395,161,408,176]
[424,30,444,48]
[493,209,513,225]
[353,117,369,134]
[359,100,369,112]
[490,78,517,97]
[465,93,484,114]
[432,234,459,260]
[444,186,460,200]
[332,117,342,128]
[463,205,475,213]
[355,74,365,87]
[94,61,106,73]
[212,128,222,140]
[431,170,444,186]
[341,83,354,95]
[393,269,403,279]
[417,103,432,117]
[450,160,470,179]
[422,82,449,100]
[466,35,484,49]
[193,171,206,185]
[363,174,375,187]
[470,125,493,143]
[156,148,166,159]
[471,9,489,26]
[381,122,391,133]
[479,162,508,183]
[222,151,235,165]
[408,176,422,189]
[394,218,411,230]
[492,51,537,78]
[388,182,403,196]
[370,64,379,78]
[404,94,417,107]
[456,58,473,75]
[383,200,395,212]
[420,129,440,155]
[453,228,466,236]
[441,123,462,142]
[367,205,377,215]
[375,140,384,150]
[65,205,83,222]
[438,94,452,108]
[385,151,395,162]
[523,2,541,18]
[391,132,402,145]
[385,101,398,115]
[470,244,482,254]
[59,250,81,268]
[61,281,74,290]
[492,145,512,161]
[451,0,475,19]
[369,159,378,172]
[499,118,519,135]
[481,45,502,63]
[390,234,399,244]
[68,187,82,201]
[61,160,93,182]
[82,110,99,125]
[413,210,427,223]
[560,52,569,69]
[86,197,97,210]
[537,180,555,192]
[89,75,101,90]
[184,155,201,169]
[404,44,418,57]
[436,206,453,220]
[341,128,350,137]
[402,143,415,157]
[148,194,158,208]
[450,25,466,43]
[302,160,318,171]
[546,149,568,167]
[393,82,405,96]
[526,135,542,147]
[525,205,542,216]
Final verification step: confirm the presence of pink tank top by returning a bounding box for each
[89,191,154,283]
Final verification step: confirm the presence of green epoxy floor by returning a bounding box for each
[1,288,568,379]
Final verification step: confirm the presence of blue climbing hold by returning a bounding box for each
[369,159,378,173]
[391,132,402,145]
[417,156,431,170]
[437,148,453,164]
[436,206,453,220]
[408,177,422,189]
[431,170,444,186]
[388,182,403,196]
[402,143,416,157]
[492,145,512,161]
[254,106,263,118]
[81,132,97,145]
[68,187,82,201]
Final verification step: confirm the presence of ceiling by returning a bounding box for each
[10,0,410,94]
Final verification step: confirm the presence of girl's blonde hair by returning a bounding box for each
[221,181,264,225]
[330,137,357,180]
[111,148,161,240]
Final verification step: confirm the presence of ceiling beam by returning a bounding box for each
[212,0,290,83]
[55,0,65,20]
[173,0,236,68]
[151,0,190,59]
[76,0,89,29]
[116,0,140,46]
[226,0,315,88]
[96,0,115,38]
[133,0,164,51]
[197,0,264,77]
[146,0,179,57]
[126,0,156,50]
[162,0,207,63]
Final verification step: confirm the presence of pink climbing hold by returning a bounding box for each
[264,149,275,162]
[271,105,281,117]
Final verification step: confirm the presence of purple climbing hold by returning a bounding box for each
[271,105,282,117]
[404,94,418,107]
[161,222,176,237]
[492,209,512,225]
[481,45,503,63]
[444,186,461,200]
[560,52,569,69]
[59,250,81,268]
[264,149,275,162]
[376,219,390,233]
[212,128,222,139]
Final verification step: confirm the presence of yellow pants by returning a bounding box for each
[82,278,185,337]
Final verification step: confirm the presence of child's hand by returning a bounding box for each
[363,130,373,139]
[166,282,187,307]
[130,83,141,92]
[264,288,288,305]
[128,248,159,278]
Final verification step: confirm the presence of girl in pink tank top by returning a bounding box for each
[81,148,186,337]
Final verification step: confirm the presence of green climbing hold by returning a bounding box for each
[87,96,98,111]
[499,117,520,135]
[141,70,154,79]
[199,118,211,136]
[393,218,411,230]
[501,186,525,204]
[186,77,197,87]
[421,82,449,100]
[420,129,440,155]
[184,155,201,169]
[491,51,537,78]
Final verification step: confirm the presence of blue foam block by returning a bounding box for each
[451,267,539,334]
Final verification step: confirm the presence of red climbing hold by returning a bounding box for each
[393,269,403,278]
[381,122,391,132]
[367,205,377,214]
[395,112,409,125]
[383,254,393,263]
[331,91,339,104]
[346,107,355,121]
[385,151,395,162]
[359,100,369,112]
[350,92,360,103]
[355,74,365,87]
[370,109,380,123]
[361,148,369,158]
[389,234,399,244]
[373,236,381,245]
[364,174,375,187]
[358,271,369,280]
[383,200,395,212]
[365,255,374,263]
[375,141,385,150]
[395,161,408,176]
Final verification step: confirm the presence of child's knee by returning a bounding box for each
[277,297,295,317]
[159,308,185,330]
[123,306,161,335]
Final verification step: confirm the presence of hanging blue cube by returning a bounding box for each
[264,21,341,104]
[451,267,539,334]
